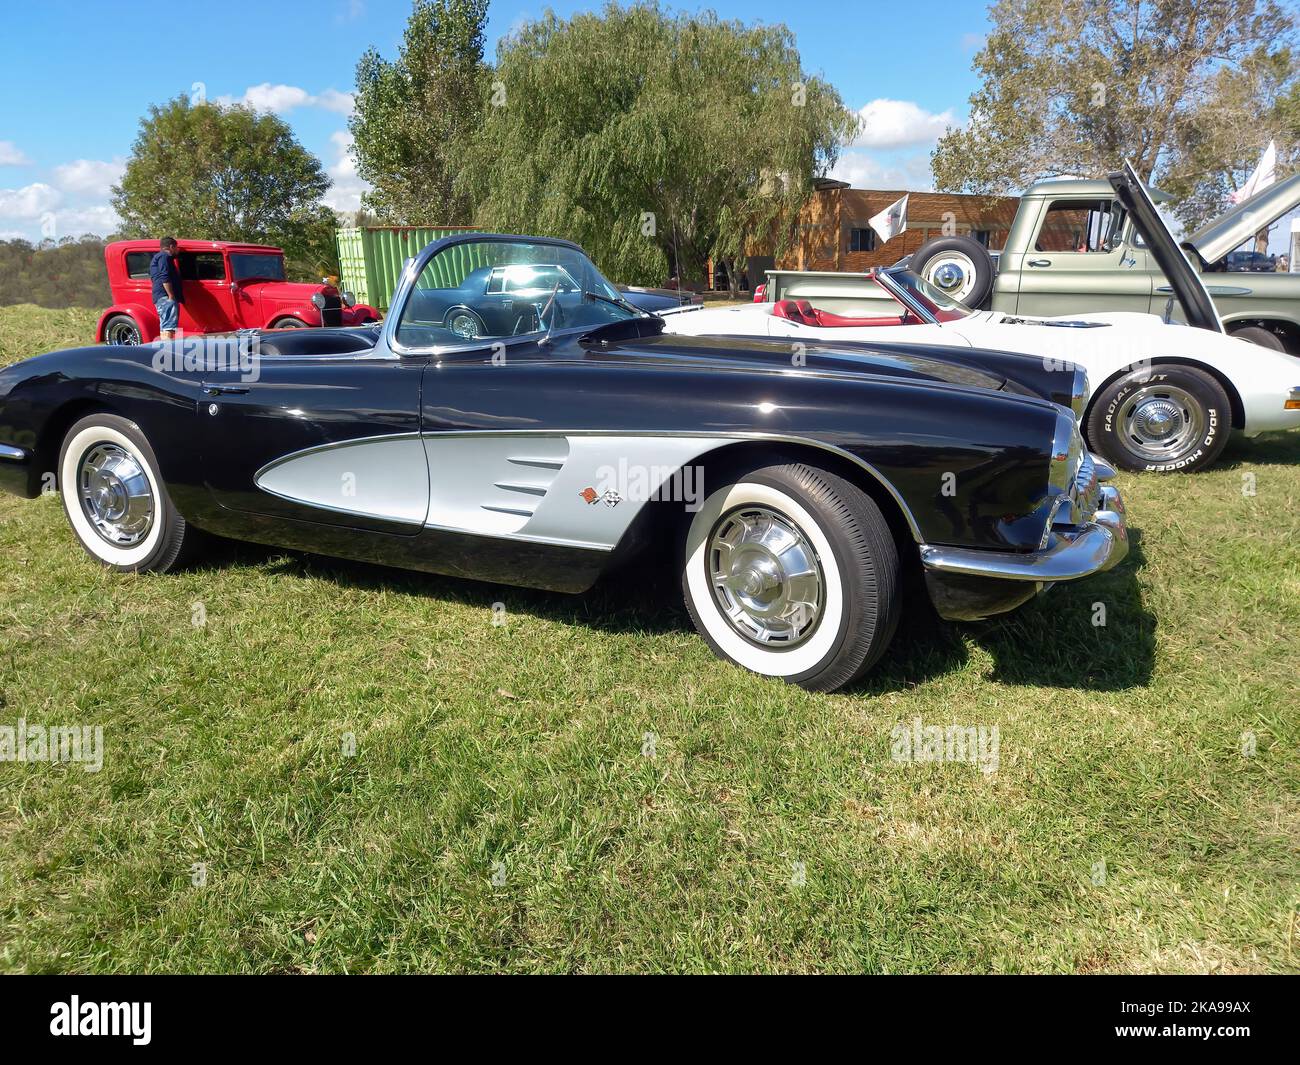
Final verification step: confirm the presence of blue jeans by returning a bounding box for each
[156,297,179,331]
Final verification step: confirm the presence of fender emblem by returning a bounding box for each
[580,486,621,508]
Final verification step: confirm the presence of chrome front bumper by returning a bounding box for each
[919,454,1128,621]
[919,483,1128,582]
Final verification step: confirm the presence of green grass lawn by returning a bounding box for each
[1,305,1297,973]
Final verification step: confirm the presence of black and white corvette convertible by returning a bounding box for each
[0,233,1127,691]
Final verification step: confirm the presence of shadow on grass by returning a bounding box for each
[1216,429,1300,470]
[199,524,1155,694]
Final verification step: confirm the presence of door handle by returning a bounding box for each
[1027,258,1052,267]
[202,385,249,396]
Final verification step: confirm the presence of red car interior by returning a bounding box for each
[772,299,913,328]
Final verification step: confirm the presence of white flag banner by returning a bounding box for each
[868,193,909,243]
[1231,140,1277,205]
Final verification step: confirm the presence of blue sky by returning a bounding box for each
[0,0,993,240]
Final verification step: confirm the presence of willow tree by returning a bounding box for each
[456,2,856,291]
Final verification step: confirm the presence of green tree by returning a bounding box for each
[1161,45,1300,232]
[112,96,339,278]
[457,2,856,292]
[932,0,1296,227]
[350,0,489,223]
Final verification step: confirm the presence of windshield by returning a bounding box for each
[230,253,286,282]
[395,238,641,348]
[881,267,975,322]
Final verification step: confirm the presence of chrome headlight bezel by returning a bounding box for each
[1048,408,1083,495]
[341,290,356,308]
[1070,365,1089,420]
[311,292,327,311]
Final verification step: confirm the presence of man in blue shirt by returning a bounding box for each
[149,237,183,339]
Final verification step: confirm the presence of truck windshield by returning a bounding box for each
[230,254,286,282]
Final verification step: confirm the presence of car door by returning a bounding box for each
[178,250,237,334]
[197,347,428,535]
[1012,198,1154,316]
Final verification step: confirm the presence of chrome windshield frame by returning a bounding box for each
[383,232,638,357]
[872,267,940,326]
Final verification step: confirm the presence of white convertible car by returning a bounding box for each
[663,165,1300,473]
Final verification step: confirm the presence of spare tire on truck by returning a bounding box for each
[909,235,995,309]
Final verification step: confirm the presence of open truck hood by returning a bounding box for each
[1185,171,1300,268]
[1108,161,1224,334]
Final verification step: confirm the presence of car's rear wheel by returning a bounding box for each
[103,314,141,345]
[909,235,995,308]
[445,308,485,339]
[1086,365,1230,473]
[58,413,197,572]
[681,462,900,691]
[270,316,308,329]
[1230,325,1286,351]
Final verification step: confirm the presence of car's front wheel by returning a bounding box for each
[681,462,900,691]
[270,316,308,330]
[1086,365,1230,473]
[58,413,197,572]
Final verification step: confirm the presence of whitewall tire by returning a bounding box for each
[681,463,900,692]
[58,413,196,572]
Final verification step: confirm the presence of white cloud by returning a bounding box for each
[0,182,61,219]
[322,130,370,213]
[216,83,355,117]
[852,99,956,150]
[53,204,121,237]
[53,158,126,197]
[828,150,936,191]
[0,141,30,166]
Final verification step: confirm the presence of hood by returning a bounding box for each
[1186,171,1300,267]
[239,279,334,302]
[1109,162,1224,334]
[583,327,1012,393]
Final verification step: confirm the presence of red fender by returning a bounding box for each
[96,302,160,343]
[343,304,382,325]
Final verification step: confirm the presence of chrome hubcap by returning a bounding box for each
[925,253,975,301]
[1118,384,1203,461]
[78,443,154,546]
[708,506,824,647]
[448,313,479,339]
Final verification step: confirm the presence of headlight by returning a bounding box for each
[341,290,356,308]
[1070,365,1089,420]
[1048,408,1083,494]
[311,293,327,311]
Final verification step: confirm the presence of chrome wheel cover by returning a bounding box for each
[106,320,139,345]
[923,252,977,302]
[1117,383,1204,461]
[447,312,481,339]
[708,506,825,647]
[77,443,154,547]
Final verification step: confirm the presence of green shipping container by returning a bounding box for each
[335,226,481,311]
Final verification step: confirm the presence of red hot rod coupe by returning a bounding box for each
[96,239,381,345]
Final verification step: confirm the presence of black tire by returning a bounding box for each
[270,316,308,329]
[444,307,485,340]
[1230,325,1286,351]
[680,462,900,692]
[58,413,198,572]
[909,235,995,308]
[102,314,141,345]
[1086,365,1231,473]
